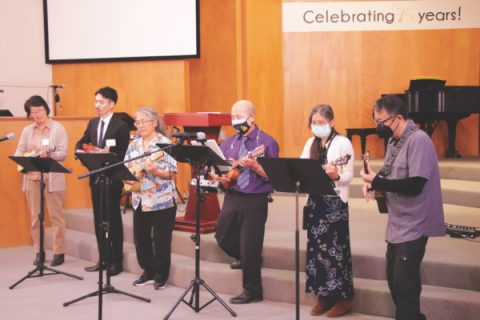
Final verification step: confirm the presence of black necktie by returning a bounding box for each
[98,120,105,148]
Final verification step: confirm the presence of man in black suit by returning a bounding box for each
[75,86,130,276]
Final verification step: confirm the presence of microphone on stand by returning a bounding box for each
[172,131,207,144]
[0,132,15,142]
[50,84,65,89]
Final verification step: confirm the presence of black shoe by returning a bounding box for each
[50,254,64,266]
[229,292,263,304]
[108,264,123,276]
[133,274,154,286]
[84,262,101,272]
[230,260,242,269]
[33,253,41,266]
[153,279,167,290]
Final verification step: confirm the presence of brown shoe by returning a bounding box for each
[326,299,352,317]
[310,297,332,316]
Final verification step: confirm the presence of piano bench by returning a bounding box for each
[345,128,388,155]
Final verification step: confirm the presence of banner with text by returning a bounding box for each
[283,0,480,32]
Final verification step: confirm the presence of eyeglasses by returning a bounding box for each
[373,116,394,127]
[30,110,46,116]
[134,119,154,127]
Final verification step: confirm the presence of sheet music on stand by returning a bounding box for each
[191,139,232,173]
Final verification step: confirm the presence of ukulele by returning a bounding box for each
[363,151,388,213]
[331,154,351,167]
[221,144,265,190]
[17,146,56,173]
[82,143,108,153]
[124,151,166,192]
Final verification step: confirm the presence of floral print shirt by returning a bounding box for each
[124,133,177,212]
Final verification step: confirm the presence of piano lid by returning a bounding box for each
[408,78,446,91]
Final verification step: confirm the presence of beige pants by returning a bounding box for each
[25,179,65,254]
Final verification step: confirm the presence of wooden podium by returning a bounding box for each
[163,113,231,233]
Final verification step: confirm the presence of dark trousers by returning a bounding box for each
[91,180,124,266]
[215,192,268,296]
[386,236,428,320]
[133,205,176,281]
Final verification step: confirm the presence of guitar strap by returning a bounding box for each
[314,130,337,165]
[378,125,418,178]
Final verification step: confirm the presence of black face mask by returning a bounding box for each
[232,120,251,135]
[376,124,393,139]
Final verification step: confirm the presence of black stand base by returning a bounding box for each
[164,277,237,320]
[63,283,151,307]
[9,262,83,290]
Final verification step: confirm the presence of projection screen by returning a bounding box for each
[43,0,199,63]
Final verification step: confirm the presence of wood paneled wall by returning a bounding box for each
[283,0,480,158]
[52,61,190,116]
[0,117,91,248]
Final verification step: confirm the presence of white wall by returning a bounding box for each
[0,0,52,116]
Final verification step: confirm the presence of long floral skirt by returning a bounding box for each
[304,195,354,300]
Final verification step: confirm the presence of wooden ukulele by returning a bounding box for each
[124,151,165,192]
[331,154,351,167]
[363,151,388,213]
[82,143,108,153]
[221,144,265,190]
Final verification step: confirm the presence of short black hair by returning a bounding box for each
[24,95,50,117]
[95,86,118,104]
[374,95,408,119]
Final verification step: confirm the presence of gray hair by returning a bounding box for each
[135,107,166,135]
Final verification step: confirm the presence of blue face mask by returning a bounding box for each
[311,124,331,138]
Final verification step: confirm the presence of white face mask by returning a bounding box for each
[232,118,251,134]
[232,118,247,126]
[311,124,331,138]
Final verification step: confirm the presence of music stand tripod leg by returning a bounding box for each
[295,182,300,320]
[63,174,150,314]
[10,172,83,290]
[164,167,236,320]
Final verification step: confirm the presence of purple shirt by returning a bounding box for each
[220,127,279,194]
[384,120,445,243]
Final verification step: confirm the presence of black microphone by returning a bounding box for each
[0,132,15,142]
[172,131,206,141]
[50,84,65,89]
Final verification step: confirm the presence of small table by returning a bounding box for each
[346,128,388,155]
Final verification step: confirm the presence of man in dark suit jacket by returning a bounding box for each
[75,86,130,276]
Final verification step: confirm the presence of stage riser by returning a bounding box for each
[44,227,480,320]
[45,159,479,319]
[349,178,480,209]
[352,159,480,182]
[48,203,480,292]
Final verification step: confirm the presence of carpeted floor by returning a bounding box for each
[0,246,390,320]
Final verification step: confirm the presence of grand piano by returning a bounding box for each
[391,80,480,158]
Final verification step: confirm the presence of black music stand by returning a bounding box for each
[64,152,150,320]
[158,144,237,319]
[8,156,83,289]
[257,158,336,320]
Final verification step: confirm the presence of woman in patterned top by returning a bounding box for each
[300,104,355,317]
[124,107,177,290]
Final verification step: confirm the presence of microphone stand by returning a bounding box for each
[161,143,236,320]
[50,86,61,116]
[63,144,174,320]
